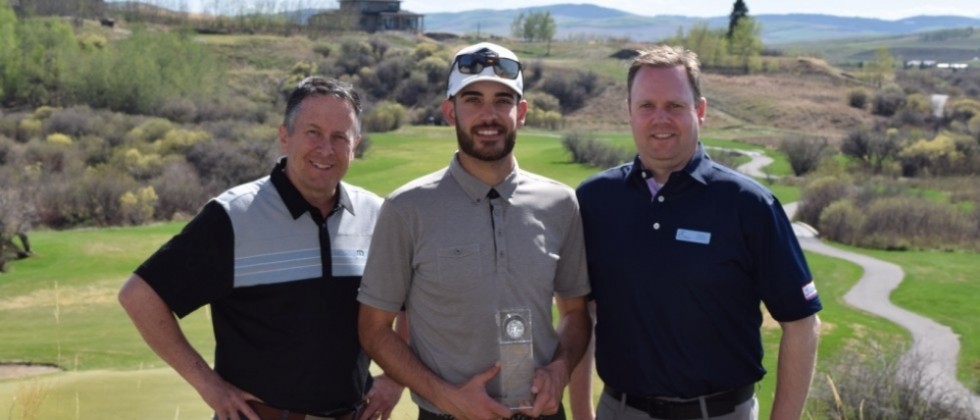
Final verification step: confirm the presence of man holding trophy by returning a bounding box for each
[357,42,592,420]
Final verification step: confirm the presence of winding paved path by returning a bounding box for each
[735,151,980,413]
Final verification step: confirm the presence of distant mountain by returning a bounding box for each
[420,4,980,45]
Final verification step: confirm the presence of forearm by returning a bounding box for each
[771,314,821,420]
[118,275,216,391]
[567,301,596,420]
[550,297,592,379]
[359,306,453,409]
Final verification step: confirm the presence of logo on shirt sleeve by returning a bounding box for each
[802,280,818,300]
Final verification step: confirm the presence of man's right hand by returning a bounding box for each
[436,363,513,420]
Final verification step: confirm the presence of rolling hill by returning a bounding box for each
[419,3,980,45]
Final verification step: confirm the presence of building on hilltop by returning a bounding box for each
[310,0,423,33]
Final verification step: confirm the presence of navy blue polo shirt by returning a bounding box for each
[136,159,381,414]
[576,145,821,398]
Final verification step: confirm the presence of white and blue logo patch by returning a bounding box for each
[675,228,711,245]
[802,280,818,300]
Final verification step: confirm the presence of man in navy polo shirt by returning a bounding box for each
[119,77,403,420]
[573,46,822,420]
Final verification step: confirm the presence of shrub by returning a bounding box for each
[124,118,175,144]
[45,133,72,145]
[158,97,199,123]
[417,55,449,84]
[817,200,865,244]
[872,85,907,117]
[796,176,853,226]
[525,108,562,130]
[362,101,405,133]
[43,106,95,138]
[313,42,332,58]
[393,72,432,107]
[154,128,212,155]
[779,137,828,176]
[858,196,973,250]
[540,70,603,114]
[185,139,275,193]
[355,134,371,159]
[562,133,632,168]
[119,186,158,225]
[847,88,868,109]
[17,118,42,142]
[151,159,207,220]
[810,343,977,419]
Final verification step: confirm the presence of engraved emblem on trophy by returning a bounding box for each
[497,308,533,409]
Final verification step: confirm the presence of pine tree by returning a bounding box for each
[727,0,749,39]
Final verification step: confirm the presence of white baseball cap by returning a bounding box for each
[446,42,524,98]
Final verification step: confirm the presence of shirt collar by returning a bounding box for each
[448,152,520,203]
[626,142,710,187]
[271,158,354,220]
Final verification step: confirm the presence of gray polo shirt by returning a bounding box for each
[358,154,590,412]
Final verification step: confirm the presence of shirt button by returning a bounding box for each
[653,222,660,230]
[657,196,665,203]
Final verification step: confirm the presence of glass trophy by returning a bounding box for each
[497,308,533,410]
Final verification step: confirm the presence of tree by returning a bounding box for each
[0,0,19,101]
[727,0,749,39]
[868,46,895,89]
[512,11,557,54]
[728,17,762,73]
[537,11,557,55]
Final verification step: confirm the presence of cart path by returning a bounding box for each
[735,153,980,413]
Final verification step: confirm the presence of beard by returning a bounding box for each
[455,123,516,162]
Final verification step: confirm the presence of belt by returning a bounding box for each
[418,403,566,420]
[603,384,754,420]
[246,400,356,420]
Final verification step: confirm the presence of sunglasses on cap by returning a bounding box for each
[453,48,522,80]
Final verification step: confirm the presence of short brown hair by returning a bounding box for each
[283,76,362,135]
[627,45,702,104]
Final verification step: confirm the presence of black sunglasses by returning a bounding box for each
[453,48,522,80]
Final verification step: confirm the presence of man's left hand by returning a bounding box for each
[358,374,404,420]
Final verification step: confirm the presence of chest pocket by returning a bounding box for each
[436,244,484,291]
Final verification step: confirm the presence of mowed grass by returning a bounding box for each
[2,124,973,417]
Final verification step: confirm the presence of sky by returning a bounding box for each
[398,0,980,20]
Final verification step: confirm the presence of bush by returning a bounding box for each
[185,138,275,193]
[796,176,853,226]
[43,106,95,138]
[847,88,869,109]
[810,343,977,419]
[355,135,371,159]
[362,101,405,133]
[540,70,603,114]
[562,133,632,168]
[817,200,865,244]
[151,159,207,220]
[872,85,907,117]
[45,133,72,145]
[858,196,974,250]
[525,108,563,130]
[119,186,158,225]
[779,137,828,176]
